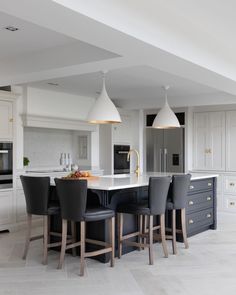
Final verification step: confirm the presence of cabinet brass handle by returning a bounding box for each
[190,185,194,190]
[230,182,235,186]
[207,196,211,201]
[206,213,211,218]
[9,118,13,122]
[189,219,194,224]
[189,200,194,205]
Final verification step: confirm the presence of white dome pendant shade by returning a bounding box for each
[152,86,180,129]
[87,72,122,124]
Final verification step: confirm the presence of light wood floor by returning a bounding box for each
[0,212,236,295]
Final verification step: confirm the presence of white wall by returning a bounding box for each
[25,86,95,120]
[24,127,92,168]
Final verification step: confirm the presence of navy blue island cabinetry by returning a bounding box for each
[50,174,217,263]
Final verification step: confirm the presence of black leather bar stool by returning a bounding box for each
[117,176,171,265]
[166,174,191,254]
[55,178,115,276]
[20,176,64,264]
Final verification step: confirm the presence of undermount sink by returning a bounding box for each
[102,174,131,178]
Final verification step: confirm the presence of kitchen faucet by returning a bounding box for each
[127,149,140,177]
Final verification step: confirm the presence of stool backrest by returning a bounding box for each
[148,176,171,215]
[20,175,50,215]
[55,178,87,221]
[172,174,191,209]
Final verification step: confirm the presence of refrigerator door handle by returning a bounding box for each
[164,148,167,172]
[159,148,162,172]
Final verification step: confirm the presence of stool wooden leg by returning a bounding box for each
[43,216,49,265]
[71,221,77,257]
[58,219,68,269]
[117,213,123,259]
[160,214,168,258]
[109,217,115,267]
[181,208,189,249]
[138,215,143,251]
[148,215,154,265]
[143,215,148,250]
[22,213,32,260]
[80,221,85,276]
[172,209,177,255]
[48,215,51,245]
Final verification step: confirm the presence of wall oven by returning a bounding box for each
[114,145,130,174]
[0,142,13,189]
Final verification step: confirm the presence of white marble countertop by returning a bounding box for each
[50,172,218,191]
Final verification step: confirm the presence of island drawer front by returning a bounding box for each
[188,179,213,194]
[186,191,213,213]
[187,208,213,231]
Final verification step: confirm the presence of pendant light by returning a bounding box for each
[87,71,122,124]
[152,86,180,129]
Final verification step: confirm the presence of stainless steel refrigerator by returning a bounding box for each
[146,128,184,173]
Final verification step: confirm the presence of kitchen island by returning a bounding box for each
[50,173,218,262]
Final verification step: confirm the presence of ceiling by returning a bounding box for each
[0,0,236,109]
[29,65,219,100]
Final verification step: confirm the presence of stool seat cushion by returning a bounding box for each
[117,202,150,215]
[166,200,174,210]
[84,207,115,222]
[47,201,61,215]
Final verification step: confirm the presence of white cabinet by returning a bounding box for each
[0,190,13,227]
[113,115,132,144]
[0,100,13,140]
[193,111,225,171]
[226,111,236,171]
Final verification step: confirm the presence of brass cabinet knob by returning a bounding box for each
[9,118,13,122]
[189,219,194,224]
[206,213,211,218]
[205,148,212,154]
[207,196,211,201]
[189,200,194,205]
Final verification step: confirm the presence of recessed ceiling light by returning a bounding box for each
[47,82,59,86]
[4,26,19,32]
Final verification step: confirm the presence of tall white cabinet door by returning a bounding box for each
[193,112,208,169]
[0,190,13,226]
[226,111,236,171]
[0,100,13,139]
[207,112,225,170]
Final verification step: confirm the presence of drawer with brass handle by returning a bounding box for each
[224,176,236,193]
[187,208,213,231]
[186,191,213,213]
[188,179,213,193]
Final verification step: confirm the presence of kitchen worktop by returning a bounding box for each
[48,172,218,191]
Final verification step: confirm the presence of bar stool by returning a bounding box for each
[117,176,171,265]
[55,178,115,276]
[166,174,191,254]
[20,176,65,264]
